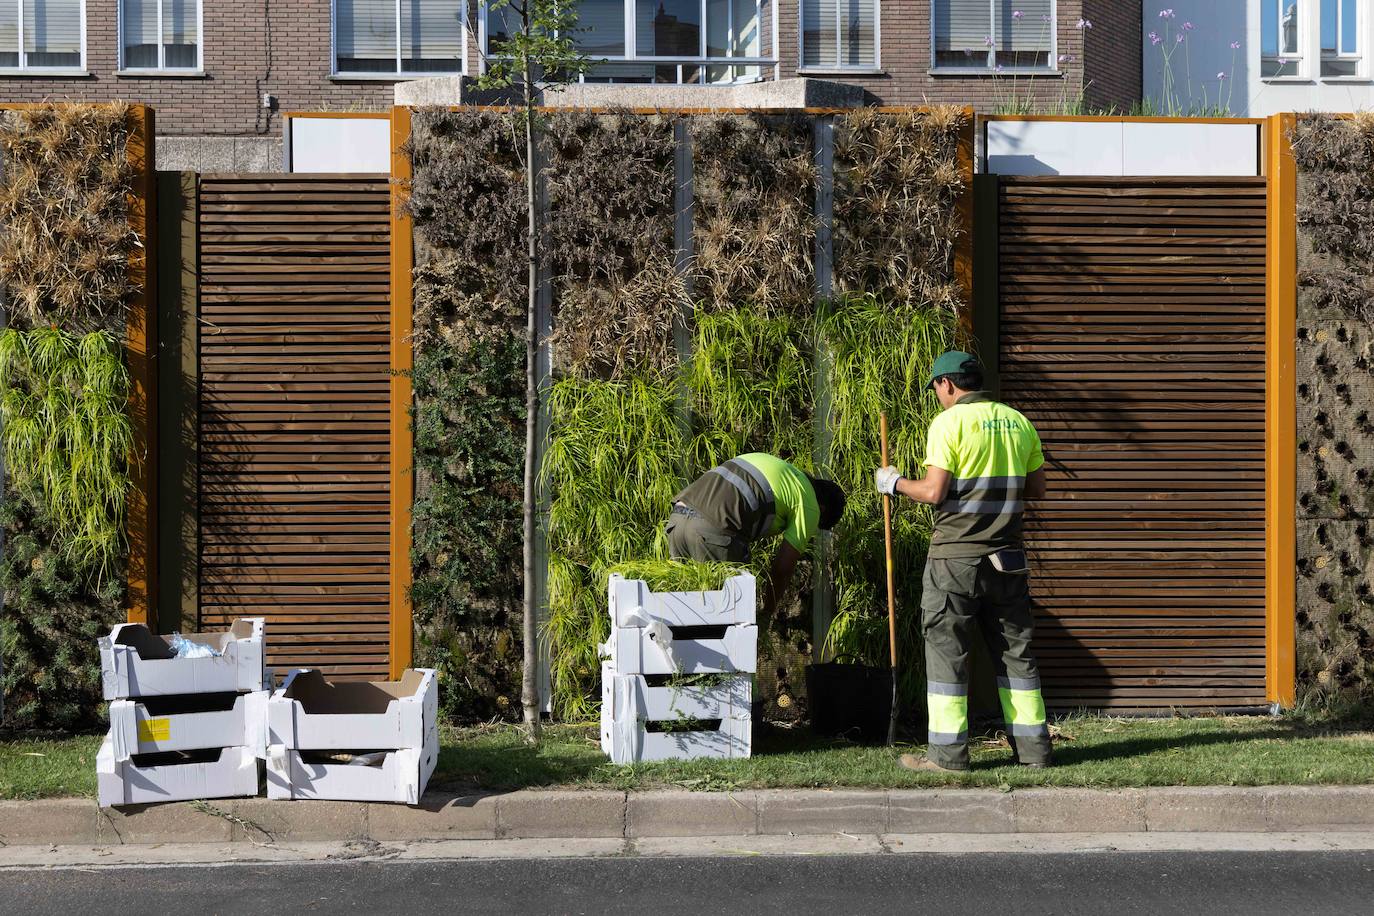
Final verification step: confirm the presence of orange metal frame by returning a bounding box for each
[389,107,416,678]
[125,105,158,628]
[953,107,976,345]
[1264,113,1298,706]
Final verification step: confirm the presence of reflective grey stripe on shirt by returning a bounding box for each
[733,458,777,538]
[709,465,759,511]
[939,474,1026,516]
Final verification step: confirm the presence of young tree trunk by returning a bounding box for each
[520,52,542,743]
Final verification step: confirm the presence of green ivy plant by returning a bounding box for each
[0,326,132,583]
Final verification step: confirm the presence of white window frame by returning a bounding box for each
[928,0,1057,75]
[478,0,778,85]
[1319,0,1363,78]
[117,0,204,74]
[0,0,88,75]
[1262,0,1308,78]
[331,0,468,79]
[796,0,882,73]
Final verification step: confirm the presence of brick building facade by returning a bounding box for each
[1,0,1142,169]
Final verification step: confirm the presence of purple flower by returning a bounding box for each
[1176,34,1185,43]
[1076,18,1092,29]
[995,64,1005,73]
[1231,40,1241,49]
[1217,71,1227,79]
[1159,8,1175,18]
[1057,54,1074,63]
[1012,9,1023,18]
[1149,31,1161,45]
[985,35,995,47]
[1042,14,1051,22]
[1182,21,1194,31]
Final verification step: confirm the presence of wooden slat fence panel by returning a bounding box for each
[998,177,1268,709]
[198,175,392,681]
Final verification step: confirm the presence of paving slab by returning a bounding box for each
[1143,787,1269,832]
[1012,789,1146,833]
[0,799,100,846]
[496,791,626,839]
[368,793,498,841]
[634,833,886,857]
[887,790,1014,834]
[757,790,888,836]
[97,800,234,844]
[627,791,759,837]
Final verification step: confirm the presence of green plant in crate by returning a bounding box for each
[818,293,957,706]
[544,372,686,720]
[0,326,132,583]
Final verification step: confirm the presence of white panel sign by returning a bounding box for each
[1122,122,1259,176]
[987,120,1261,177]
[289,117,392,173]
[987,120,1124,177]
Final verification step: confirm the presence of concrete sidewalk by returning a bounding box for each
[3,786,1374,847]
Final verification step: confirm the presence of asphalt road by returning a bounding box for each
[4,852,1373,915]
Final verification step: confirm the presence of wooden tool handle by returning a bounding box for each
[880,413,897,669]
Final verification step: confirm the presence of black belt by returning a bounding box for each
[671,502,703,519]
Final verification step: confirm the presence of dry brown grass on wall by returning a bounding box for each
[691,114,816,315]
[1290,113,1374,700]
[0,104,136,333]
[833,106,968,312]
[545,111,683,380]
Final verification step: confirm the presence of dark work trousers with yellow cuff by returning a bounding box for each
[920,555,1051,770]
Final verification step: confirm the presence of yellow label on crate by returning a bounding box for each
[138,717,171,743]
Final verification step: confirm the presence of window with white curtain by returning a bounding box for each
[1262,0,1304,76]
[485,0,766,85]
[0,0,84,70]
[121,0,200,70]
[933,0,1053,70]
[335,0,463,75]
[801,0,878,69]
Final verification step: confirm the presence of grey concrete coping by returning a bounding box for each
[4,787,1374,847]
[393,75,867,110]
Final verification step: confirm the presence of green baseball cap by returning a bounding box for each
[926,350,982,390]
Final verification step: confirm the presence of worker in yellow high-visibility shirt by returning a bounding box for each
[875,351,1051,772]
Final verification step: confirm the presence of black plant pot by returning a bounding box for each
[806,660,893,744]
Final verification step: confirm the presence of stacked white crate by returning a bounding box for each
[600,572,757,763]
[266,667,439,804]
[96,618,268,808]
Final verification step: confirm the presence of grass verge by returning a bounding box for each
[6,711,1371,801]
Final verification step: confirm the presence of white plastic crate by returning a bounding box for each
[265,735,438,804]
[96,737,261,808]
[99,618,266,700]
[267,668,437,751]
[600,664,751,763]
[602,624,757,675]
[108,691,269,762]
[607,572,756,628]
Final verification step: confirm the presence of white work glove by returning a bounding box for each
[874,466,903,496]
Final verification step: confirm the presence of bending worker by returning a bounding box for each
[666,453,846,616]
[875,351,1051,772]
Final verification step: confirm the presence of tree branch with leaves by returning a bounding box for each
[472,0,590,742]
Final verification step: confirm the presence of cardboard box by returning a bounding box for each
[96,737,261,808]
[107,691,268,762]
[602,624,757,675]
[267,668,437,751]
[607,572,756,628]
[600,665,752,763]
[265,737,438,804]
[99,618,266,700]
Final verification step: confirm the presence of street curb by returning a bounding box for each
[3,787,1374,846]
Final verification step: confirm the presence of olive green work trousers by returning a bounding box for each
[921,554,1051,770]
